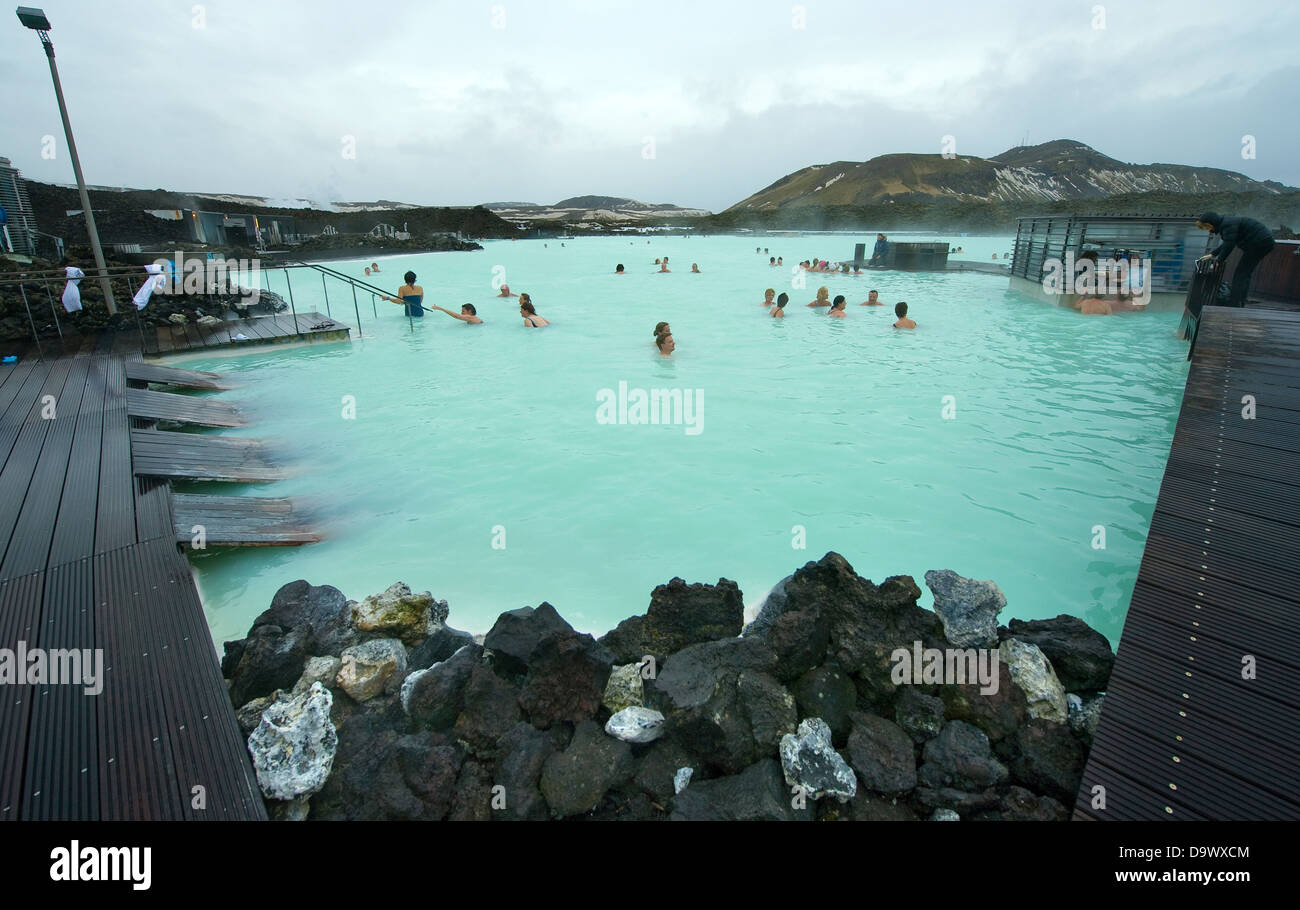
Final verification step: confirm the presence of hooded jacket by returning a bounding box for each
[1198,211,1275,262]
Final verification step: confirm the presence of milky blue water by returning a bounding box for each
[176,233,1188,649]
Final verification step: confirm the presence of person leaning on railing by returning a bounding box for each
[1195,211,1276,308]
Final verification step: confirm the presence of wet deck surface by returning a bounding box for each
[1075,306,1300,820]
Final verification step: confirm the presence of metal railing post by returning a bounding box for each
[283,268,298,330]
[321,272,331,317]
[350,282,362,338]
[41,280,64,343]
[18,283,44,359]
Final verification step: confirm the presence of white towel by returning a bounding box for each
[62,266,85,312]
[133,263,165,310]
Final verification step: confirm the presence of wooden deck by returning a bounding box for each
[125,361,231,390]
[131,428,282,483]
[1075,306,1300,820]
[173,494,320,547]
[0,344,266,819]
[127,388,246,428]
[143,311,349,356]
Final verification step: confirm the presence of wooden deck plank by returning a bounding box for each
[126,388,245,428]
[125,361,230,391]
[1078,305,1300,820]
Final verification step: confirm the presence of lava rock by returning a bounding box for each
[791,661,858,742]
[1012,719,1087,805]
[605,706,666,743]
[493,722,563,821]
[336,638,408,702]
[599,577,745,665]
[669,759,813,821]
[924,569,1006,648]
[518,630,615,728]
[236,691,281,736]
[1003,615,1115,692]
[407,624,477,671]
[1067,692,1105,745]
[353,581,447,645]
[894,687,946,743]
[931,808,961,821]
[914,786,1000,815]
[453,663,524,757]
[247,682,338,801]
[779,717,857,803]
[757,601,831,683]
[918,720,1009,791]
[539,720,634,818]
[483,602,580,675]
[1000,785,1069,821]
[999,638,1068,723]
[937,659,1028,743]
[846,711,917,795]
[631,738,696,804]
[601,662,645,713]
[846,792,921,821]
[401,643,481,729]
[292,656,341,695]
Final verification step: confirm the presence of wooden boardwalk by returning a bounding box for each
[0,344,266,819]
[144,311,349,356]
[127,387,246,427]
[1075,306,1300,820]
[173,494,320,547]
[125,361,231,390]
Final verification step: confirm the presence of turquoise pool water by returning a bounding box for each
[178,233,1188,649]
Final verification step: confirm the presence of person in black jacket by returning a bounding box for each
[1196,211,1276,307]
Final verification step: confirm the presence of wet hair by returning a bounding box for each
[463,304,477,315]
[816,286,829,300]
[769,257,775,264]
[764,288,775,297]
[869,289,878,296]
[655,332,672,351]
[895,301,908,318]
[775,292,789,309]
[616,264,625,272]
[832,295,846,308]
[520,299,536,315]
[654,321,669,337]
[404,271,416,285]
[519,292,532,307]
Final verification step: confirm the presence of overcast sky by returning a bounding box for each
[2,0,1297,211]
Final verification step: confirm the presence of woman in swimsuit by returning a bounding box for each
[520,295,550,327]
[383,271,424,317]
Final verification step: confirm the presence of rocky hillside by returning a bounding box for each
[484,195,711,223]
[728,139,1291,211]
[224,551,1112,821]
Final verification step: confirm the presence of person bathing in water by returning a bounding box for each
[691,263,701,273]
[861,289,884,306]
[383,271,424,317]
[808,286,831,307]
[771,293,789,318]
[892,301,916,329]
[497,284,517,297]
[761,288,776,308]
[828,295,847,318]
[520,295,550,327]
[659,257,671,273]
[656,331,675,356]
[654,321,671,344]
[371,262,381,273]
[616,264,626,274]
[431,303,483,324]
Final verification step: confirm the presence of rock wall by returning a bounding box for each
[223,554,1113,821]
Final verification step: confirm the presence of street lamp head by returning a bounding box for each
[16,6,51,30]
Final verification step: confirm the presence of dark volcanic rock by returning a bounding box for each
[752,554,942,718]
[923,569,1006,648]
[1002,615,1115,692]
[518,631,614,729]
[401,643,481,729]
[918,720,1009,791]
[483,603,576,675]
[493,722,564,821]
[632,738,696,805]
[453,663,523,756]
[999,785,1069,821]
[761,602,830,682]
[311,722,461,821]
[649,637,790,773]
[224,580,356,706]
[937,660,1028,744]
[448,759,494,821]
[792,662,859,742]
[1012,719,1087,805]
[895,687,946,743]
[539,720,634,818]
[914,786,1001,815]
[599,577,745,664]
[669,759,813,821]
[846,791,921,821]
[847,711,917,795]
[408,624,478,670]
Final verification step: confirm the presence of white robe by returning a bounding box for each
[62,266,85,312]
[133,263,165,310]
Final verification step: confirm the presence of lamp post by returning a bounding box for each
[17,6,117,314]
